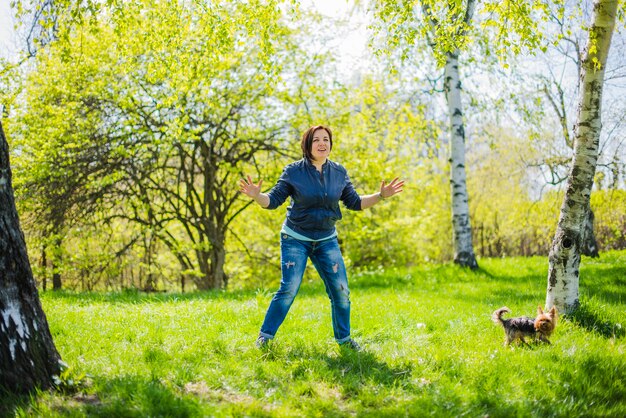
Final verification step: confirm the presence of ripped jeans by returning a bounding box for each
[259,234,352,343]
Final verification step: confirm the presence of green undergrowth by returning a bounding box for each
[4,251,625,417]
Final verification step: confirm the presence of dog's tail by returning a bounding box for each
[492,307,511,326]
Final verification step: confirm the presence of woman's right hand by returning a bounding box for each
[239,175,263,199]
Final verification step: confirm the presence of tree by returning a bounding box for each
[545,0,619,314]
[11,0,312,290]
[103,0,300,290]
[372,0,480,268]
[10,34,137,291]
[540,76,599,257]
[0,119,62,393]
[431,1,479,269]
[332,76,444,268]
[521,1,626,258]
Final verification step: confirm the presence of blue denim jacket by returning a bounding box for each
[266,158,362,240]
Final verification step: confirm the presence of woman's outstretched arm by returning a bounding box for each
[239,175,270,208]
[360,177,404,209]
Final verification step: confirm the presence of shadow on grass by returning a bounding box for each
[262,344,413,391]
[580,264,626,303]
[582,264,626,283]
[326,347,412,388]
[0,390,31,418]
[5,376,204,417]
[85,377,202,417]
[567,300,625,339]
[7,360,409,417]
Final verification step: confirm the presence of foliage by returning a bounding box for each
[467,128,626,258]
[332,76,450,268]
[5,252,625,416]
[8,0,316,290]
[591,190,626,250]
[468,187,626,259]
[0,57,21,115]
[3,0,626,292]
[467,127,560,257]
[370,0,552,67]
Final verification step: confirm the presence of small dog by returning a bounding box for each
[492,305,558,346]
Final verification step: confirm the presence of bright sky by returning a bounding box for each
[0,0,16,58]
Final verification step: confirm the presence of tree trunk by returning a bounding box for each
[52,271,62,291]
[40,245,47,291]
[0,120,62,393]
[444,51,478,269]
[142,233,157,292]
[546,0,617,314]
[581,207,599,257]
[193,245,226,290]
[210,243,227,289]
[51,236,62,290]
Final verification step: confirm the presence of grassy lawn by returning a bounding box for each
[4,251,625,417]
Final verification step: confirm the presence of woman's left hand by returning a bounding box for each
[380,177,404,199]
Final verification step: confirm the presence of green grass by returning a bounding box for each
[4,251,625,417]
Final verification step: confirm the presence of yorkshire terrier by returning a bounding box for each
[492,305,558,346]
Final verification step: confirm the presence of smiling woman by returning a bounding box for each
[303,125,332,166]
[239,125,404,350]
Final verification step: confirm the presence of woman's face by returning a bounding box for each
[311,129,331,162]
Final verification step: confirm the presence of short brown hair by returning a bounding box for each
[301,125,332,161]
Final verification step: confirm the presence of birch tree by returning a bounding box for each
[434,2,478,269]
[546,88,600,257]
[524,1,626,258]
[546,0,619,314]
[373,0,480,268]
[0,120,62,393]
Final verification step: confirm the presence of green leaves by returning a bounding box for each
[480,0,549,59]
[9,0,322,289]
[371,0,555,67]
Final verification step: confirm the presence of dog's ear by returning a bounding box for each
[537,305,544,315]
[549,306,558,318]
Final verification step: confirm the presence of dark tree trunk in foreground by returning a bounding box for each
[0,120,62,393]
[546,0,617,314]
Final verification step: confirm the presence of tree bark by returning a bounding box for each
[581,207,599,258]
[193,242,227,290]
[444,51,479,269]
[51,236,63,291]
[52,270,62,291]
[546,0,617,314]
[40,245,47,291]
[0,120,62,393]
[542,47,601,258]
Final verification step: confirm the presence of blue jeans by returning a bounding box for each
[259,234,352,343]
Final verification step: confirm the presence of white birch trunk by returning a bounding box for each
[546,0,618,314]
[444,51,478,269]
[422,0,477,268]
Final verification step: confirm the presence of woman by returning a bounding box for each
[240,125,403,350]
